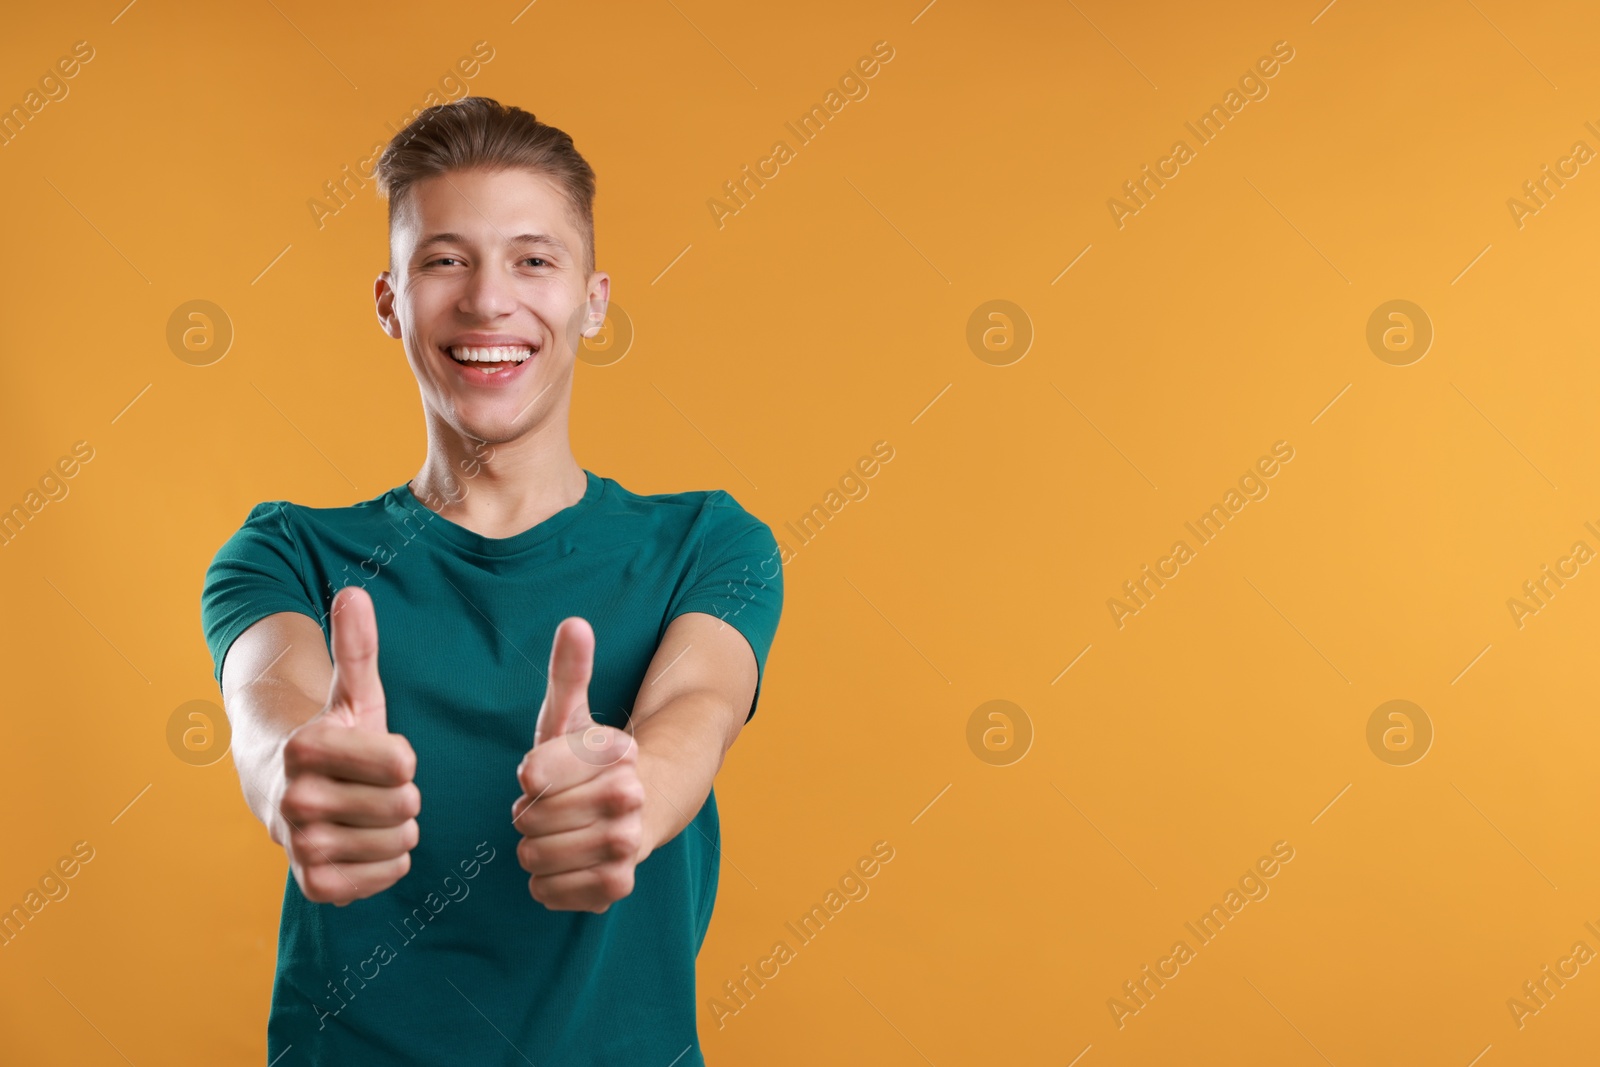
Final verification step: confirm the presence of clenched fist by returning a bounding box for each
[276,586,421,906]
[512,617,645,914]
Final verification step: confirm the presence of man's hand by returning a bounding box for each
[275,587,421,906]
[513,617,645,914]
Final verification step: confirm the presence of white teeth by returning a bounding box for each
[449,345,534,363]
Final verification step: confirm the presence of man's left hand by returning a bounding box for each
[512,617,645,913]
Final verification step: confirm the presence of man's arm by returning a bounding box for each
[511,609,759,911]
[220,588,421,904]
[628,609,759,864]
[220,609,334,843]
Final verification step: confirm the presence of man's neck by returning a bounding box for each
[408,418,588,540]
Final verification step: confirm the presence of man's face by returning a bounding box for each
[375,166,606,445]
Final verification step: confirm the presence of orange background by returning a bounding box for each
[4,0,1599,1063]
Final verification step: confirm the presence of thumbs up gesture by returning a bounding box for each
[513,617,645,913]
[275,587,421,906]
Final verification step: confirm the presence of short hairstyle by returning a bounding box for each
[374,96,597,274]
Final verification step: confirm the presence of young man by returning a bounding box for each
[201,97,783,1065]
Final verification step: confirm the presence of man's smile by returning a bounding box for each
[441,335,540,382]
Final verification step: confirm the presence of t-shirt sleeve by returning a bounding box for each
[200,501,325,691]
[665,492,784,723]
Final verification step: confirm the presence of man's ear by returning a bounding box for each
[582,272,611,338]
[375,272,403,340]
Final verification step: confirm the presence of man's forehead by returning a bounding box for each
[394,181,580,253]
[413,230,572,253]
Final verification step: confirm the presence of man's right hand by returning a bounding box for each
[274,586,420,906]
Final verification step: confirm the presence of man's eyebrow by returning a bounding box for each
[415,232,570,252]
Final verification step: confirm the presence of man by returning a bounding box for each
[201,96,783,1065]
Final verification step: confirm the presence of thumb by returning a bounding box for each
[533,617,594,747]
[328,586,387,731]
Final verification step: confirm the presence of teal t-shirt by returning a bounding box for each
[200,469,783,1066]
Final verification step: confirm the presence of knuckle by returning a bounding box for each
[303,865,346,904]
[291,825,333,863]
[597,865,634,900]
[388,736,417,782]
[603,778,644,814]
[281,731,318,774]
[517,837,540,872]
[604,824,636,860]
[519,763,549,800]
[400,819,420,851]
[280,783,323,823]
[397,784,422,820]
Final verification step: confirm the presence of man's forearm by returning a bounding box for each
[630,690,744,864]
[218,613,336,846]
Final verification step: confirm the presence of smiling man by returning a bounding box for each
[200,97,783,1065]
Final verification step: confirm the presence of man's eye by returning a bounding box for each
[426,257,462,267]
[523,257,547,267]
